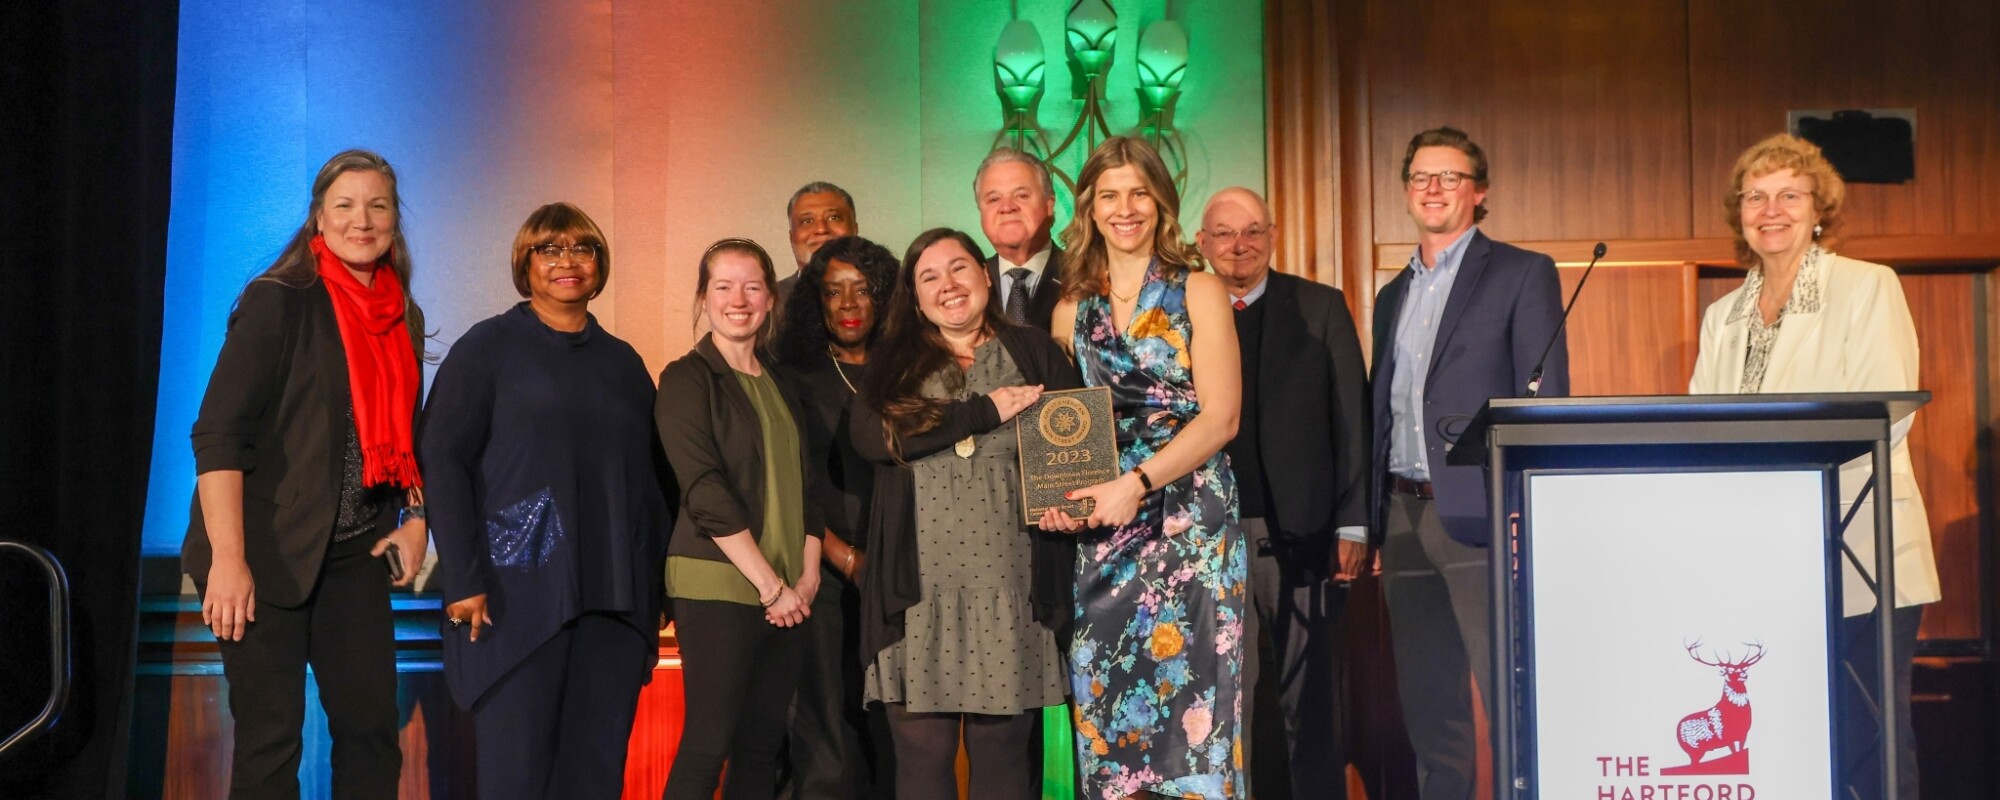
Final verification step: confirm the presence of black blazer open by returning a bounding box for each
[985,244,1067,330]
[1242,272,1372,544]
[656,334,826,574]
[183,279,416,608]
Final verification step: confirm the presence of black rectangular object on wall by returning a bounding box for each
[1794,109,1916,184]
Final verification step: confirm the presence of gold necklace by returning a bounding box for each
[1109,282,1139,302]
[828,348,859,394]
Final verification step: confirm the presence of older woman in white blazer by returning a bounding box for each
[1690,133,1938,800]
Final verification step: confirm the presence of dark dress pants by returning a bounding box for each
[1240,516,1349,799]
[665,598,805,800]
[784,568,891,799]
[207,532,400,800]
[1379,491,1494,800]
[1838,604,1923,800]
[470,612,652,800]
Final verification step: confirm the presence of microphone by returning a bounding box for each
[1525,241,1606,398]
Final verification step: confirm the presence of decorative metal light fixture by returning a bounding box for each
[988,2,1193,197]
[993,19,1048,151]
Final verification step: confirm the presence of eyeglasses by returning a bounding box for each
[1205,225,1269,245]
[1406,170,1474,191]
[533,243,598,265]
[1738,189,1814,210]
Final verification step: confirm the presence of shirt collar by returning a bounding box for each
[1230,272,1272,306]
[997,245,1053,277]
[1408,226,1479,277]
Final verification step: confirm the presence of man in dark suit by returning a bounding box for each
[975,147,1064,329]
[1370,127,1567,799]
[776,181,858,304]
[1199,187,1370,799]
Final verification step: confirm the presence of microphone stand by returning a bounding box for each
[1525,241,1607,397]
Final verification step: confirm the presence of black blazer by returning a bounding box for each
[1241,272,1371,544]
[986,244,1067,330]
[849,324,1082,663]
[656,334,826,569]
[183,279,414,608]
[1369,230,1567,546]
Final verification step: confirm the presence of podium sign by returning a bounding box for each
[1526,470,1834,799]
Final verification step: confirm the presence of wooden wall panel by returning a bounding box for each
[1554,263,1701,396]
[1364,0,1694,244]
[1901,272,1985,641]
[1688,0,2000,240]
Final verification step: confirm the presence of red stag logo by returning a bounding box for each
[1671,640,1765,772]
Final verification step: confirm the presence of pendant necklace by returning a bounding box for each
[828,349,859,394]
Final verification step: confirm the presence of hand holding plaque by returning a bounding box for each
[1016,386,1119,527]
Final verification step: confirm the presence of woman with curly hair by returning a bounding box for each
[771,235,902,795]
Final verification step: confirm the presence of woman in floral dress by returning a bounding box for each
[1040,136,1248,800]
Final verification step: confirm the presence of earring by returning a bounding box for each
[1812,224,1823,239]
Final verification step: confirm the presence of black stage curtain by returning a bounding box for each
[0,0,177,796]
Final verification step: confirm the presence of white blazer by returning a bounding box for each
[1690,250,1941,616]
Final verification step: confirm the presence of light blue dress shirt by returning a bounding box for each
[1388,227,1477,482]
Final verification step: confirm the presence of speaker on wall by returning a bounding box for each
[1789,108,1916,184]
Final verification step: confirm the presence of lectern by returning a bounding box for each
[1451,392,1927,800]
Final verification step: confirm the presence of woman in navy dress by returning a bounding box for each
[421,202,669,799]
[1042,136,1248,800]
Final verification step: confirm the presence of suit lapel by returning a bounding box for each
[1425,231,1493,386]
[1257,273,1295,449]
[310,284,352,486]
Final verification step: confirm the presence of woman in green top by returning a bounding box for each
[656,238,825,800]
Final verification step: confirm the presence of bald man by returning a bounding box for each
[1198,187,1370,799]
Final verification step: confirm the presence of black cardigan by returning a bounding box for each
[656,335,826,592]
[183,279,416,607]
[849,324,1082,663]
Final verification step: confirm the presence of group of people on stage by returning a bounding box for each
[185,125,1938,800]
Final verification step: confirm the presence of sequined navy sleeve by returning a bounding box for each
[419,326,498,603]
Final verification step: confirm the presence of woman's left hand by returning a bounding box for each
[372,516,428,588]
[1071,472,1146,530]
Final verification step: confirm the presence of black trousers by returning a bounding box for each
[1240,517,1349,800]
[783,569,893,799]
[1838,604,1923,800]
[665,598,804,800]
[471,612,652,800]
[1379,491,1493,800]
[205,532,400,800]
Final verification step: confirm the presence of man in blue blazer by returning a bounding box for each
[1370,127,1568,799]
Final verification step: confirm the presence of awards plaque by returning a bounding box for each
[1016,386,1119,526]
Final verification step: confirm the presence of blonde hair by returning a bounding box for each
[1724,133,1847,267]
[1060,136,1203,299]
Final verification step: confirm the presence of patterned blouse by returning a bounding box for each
[1728,245,1824,393]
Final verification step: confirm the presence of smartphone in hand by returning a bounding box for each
[383,542,405,582]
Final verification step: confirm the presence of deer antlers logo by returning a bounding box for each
[1671,639,1766,770]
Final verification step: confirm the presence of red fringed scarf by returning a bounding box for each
[312,235,423,489]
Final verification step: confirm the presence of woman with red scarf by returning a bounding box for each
[184,149,430,798]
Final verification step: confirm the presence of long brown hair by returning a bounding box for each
[1059,135,1202,300]
[249,148,428,357]
[861,228,1008,458]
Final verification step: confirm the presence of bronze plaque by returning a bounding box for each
[1016,386,1120,526]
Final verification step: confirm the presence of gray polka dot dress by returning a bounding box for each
[863,340,1066,715]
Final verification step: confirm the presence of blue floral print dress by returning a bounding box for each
[1068,261,1248,800]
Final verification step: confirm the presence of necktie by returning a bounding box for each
[1232,298,1247,311]
[1005,267,1033,325]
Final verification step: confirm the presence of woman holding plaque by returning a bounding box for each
[658,238,825,800]
[851,227,1079,800]
[1042,136,1247,800]
[1690,133,1939,800]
